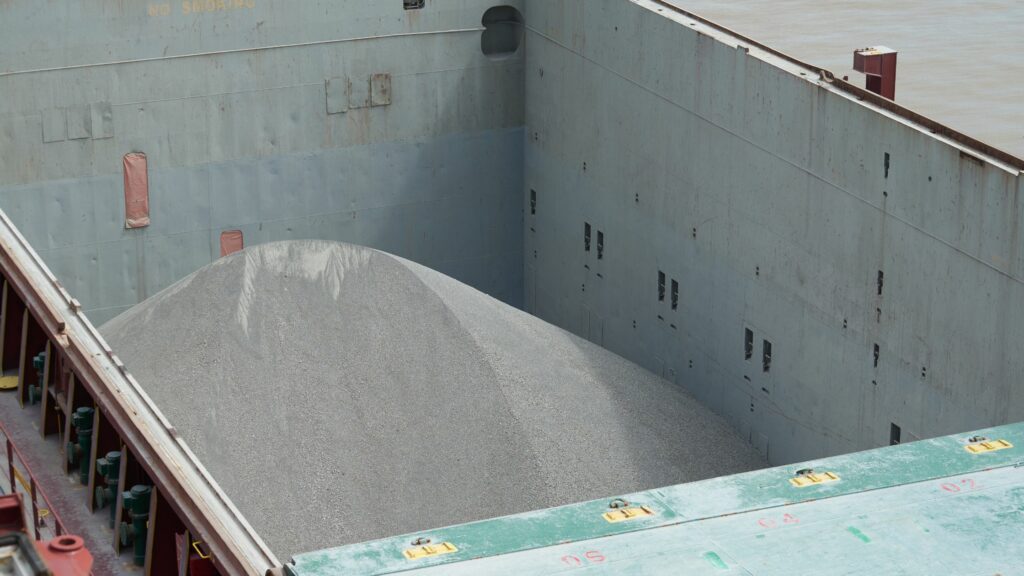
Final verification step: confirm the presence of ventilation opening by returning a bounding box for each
[404,0,425,9]
[877,270,884,296]
[890,423,901,445]
[584,222,591,252]
[744,328,753,360]
[596,231,604,260]
[530,189,536,215]
[481,6,524,58]
[884,152,890,179]
[670,279,678,310]
[762,340,772,373]
[658,270,665,302]
[873,343,880,368]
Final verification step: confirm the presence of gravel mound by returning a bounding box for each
[101,240,764,560]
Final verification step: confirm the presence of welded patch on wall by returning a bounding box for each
[66,105,92,140]
[123,152,150,229]
[349,77,371,109]
[90,102,113,139]
[220,230,244,257]
[325,77,348,114]
[41,109,66,143]
[371,74,392,107]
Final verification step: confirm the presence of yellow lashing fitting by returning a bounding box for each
[403,542,457,560]
[602,498,655,523]
[603,505,655,523]
[790,470,840,488]
[193,540,211,560]
[964,438,1012,454]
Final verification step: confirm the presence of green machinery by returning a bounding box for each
[66,407,94,485]
[27,350,44,405]
[119,484,152,567]
[94,451,121,528]
[285,421,1024,575]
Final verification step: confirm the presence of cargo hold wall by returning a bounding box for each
[523,0,1024,464]
[4,0,1023,469]
[0,0,525,324]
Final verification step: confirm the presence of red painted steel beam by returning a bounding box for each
[853,46,897,99]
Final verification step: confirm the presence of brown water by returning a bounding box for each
[670,0,1024,159]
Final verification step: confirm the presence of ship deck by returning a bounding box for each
[0,390,137,575]
[288,420,1024,574]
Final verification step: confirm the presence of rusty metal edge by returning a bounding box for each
[0,209,279,575]
[647,0,1024,172]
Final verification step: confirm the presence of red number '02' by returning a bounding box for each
[758,513,799,529]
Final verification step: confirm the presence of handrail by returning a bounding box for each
[0,420,66,540]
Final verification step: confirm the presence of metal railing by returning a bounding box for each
[0,420,66,541]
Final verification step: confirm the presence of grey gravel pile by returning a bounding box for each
[101,240,764,560]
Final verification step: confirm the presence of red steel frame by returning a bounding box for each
[853,47,897,100]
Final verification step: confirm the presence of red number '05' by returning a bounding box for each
[584,550,606,563]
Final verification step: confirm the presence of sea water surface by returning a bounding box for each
[670,0,1024,158]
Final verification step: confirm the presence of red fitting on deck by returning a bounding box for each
[37,535,93,576]
[0,495,93,575]
[853,46,897,100]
